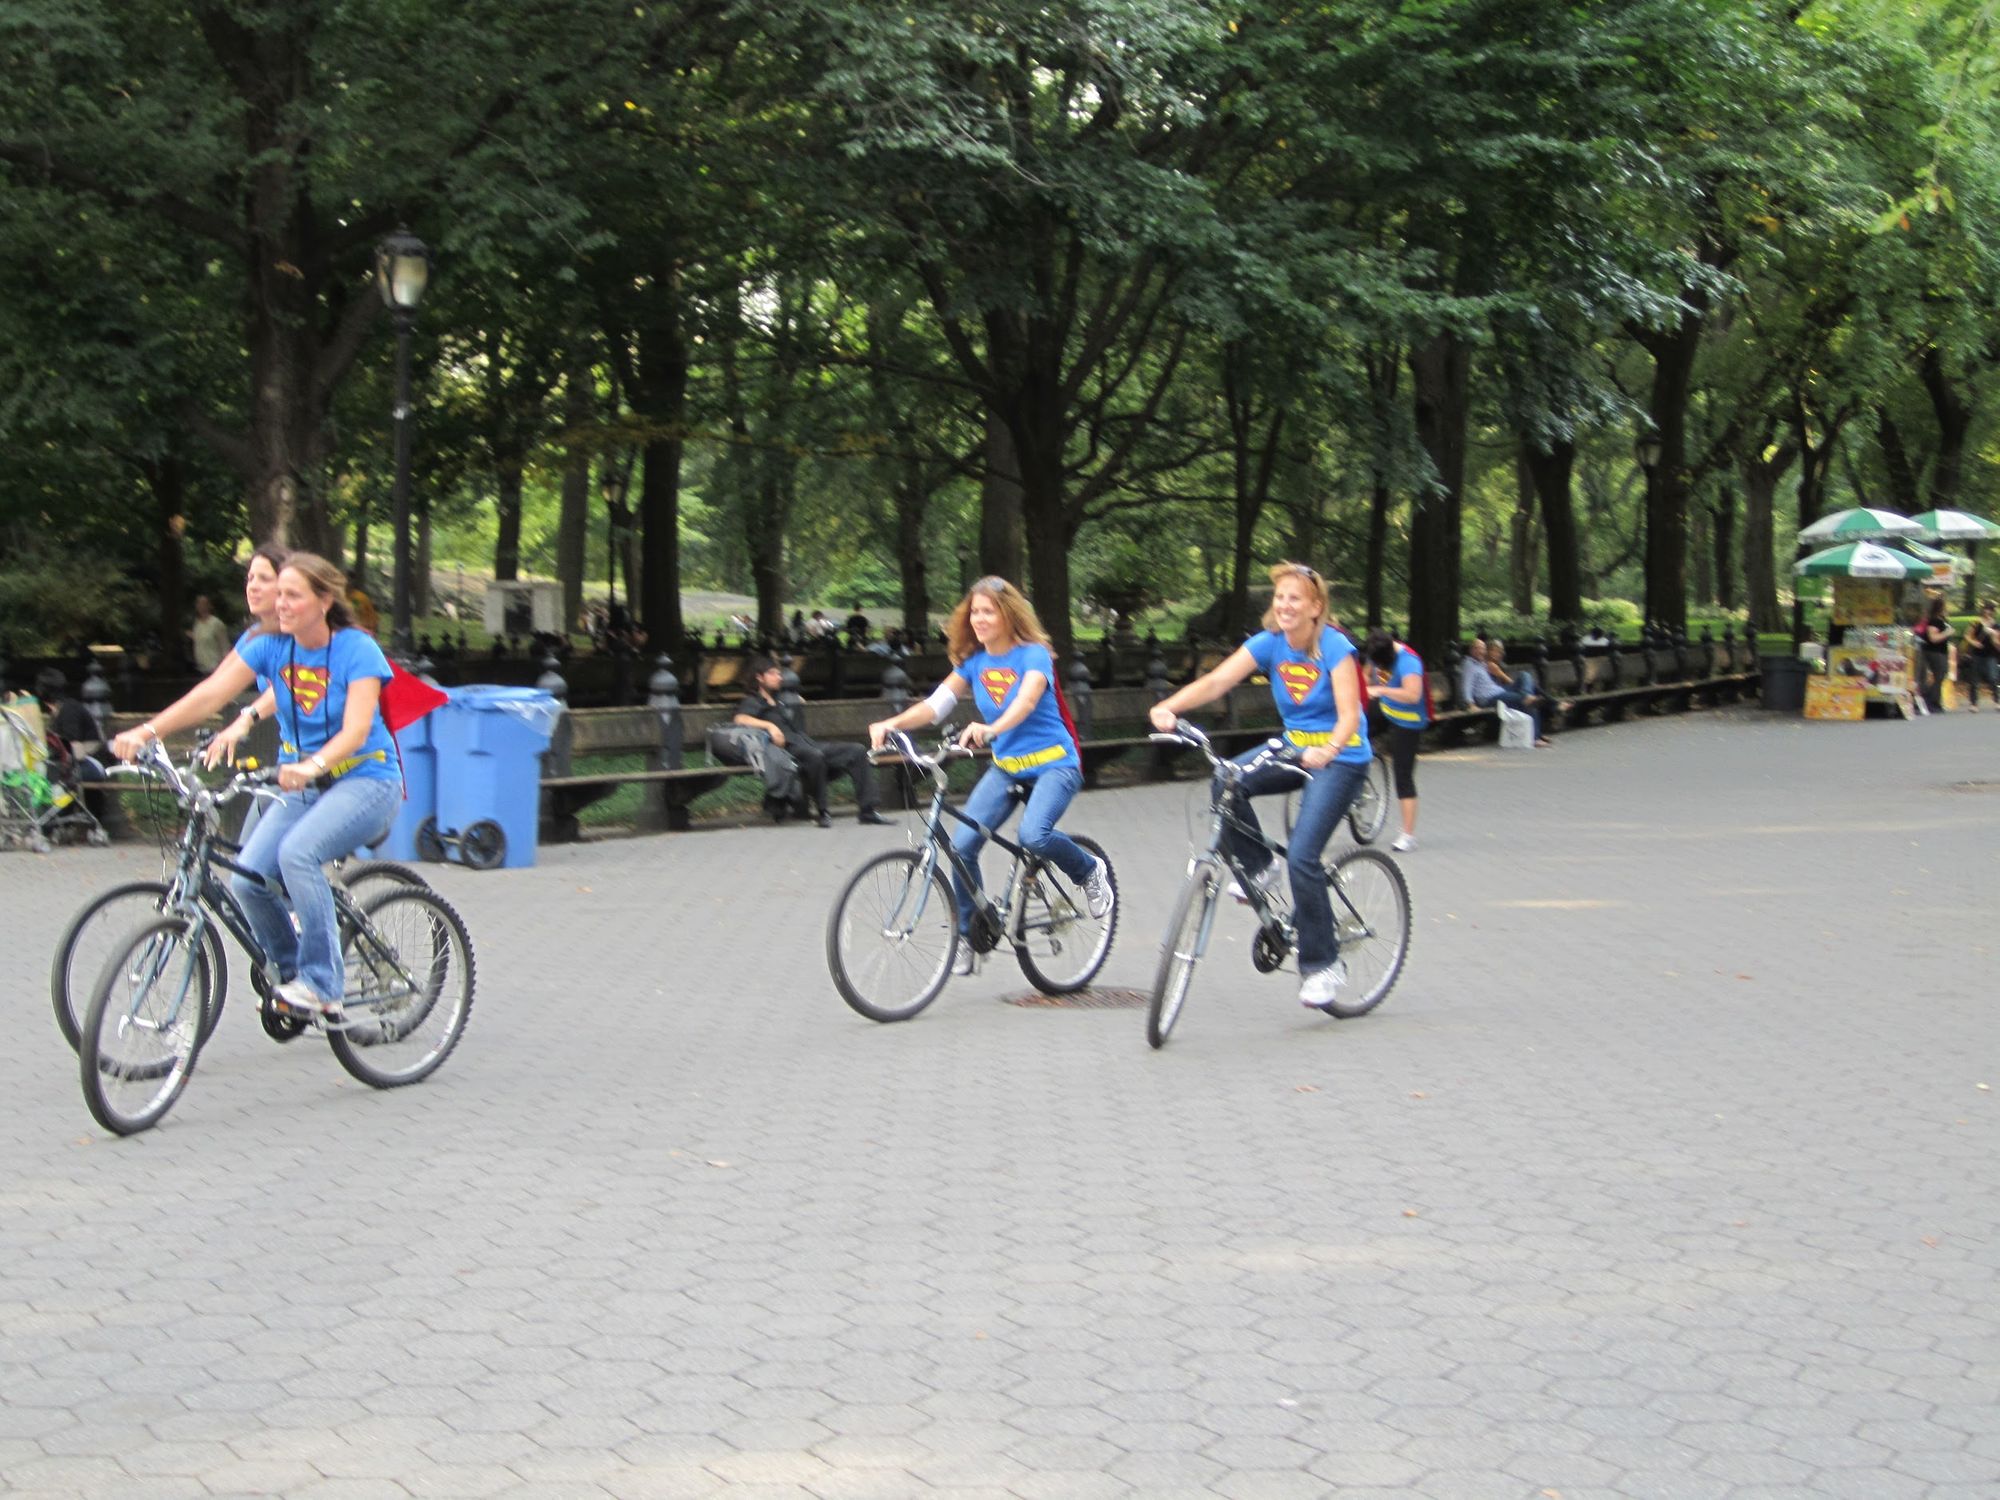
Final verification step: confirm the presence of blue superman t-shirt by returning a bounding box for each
[959,642,1077,777]
[1245,626,1371,764]
[238,629,398,782]
[1375,644,1430,729]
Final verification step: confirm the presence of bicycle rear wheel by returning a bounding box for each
[53,881,225,1053]
[1346,756,1393,845]
[1322,846,1410,1018]
[1148,860,1220,1049]
[827,849,956,1022]
[1014,833,1117,995]
[329,886,475,1088]
[79,916,207,1135]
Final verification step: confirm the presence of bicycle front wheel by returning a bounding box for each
[79,916,208,1135]
[1014,834,1117,995]
[1148,860,1220,1049]
[1346,756,1393,845]
[53,881,226,1053]
[827,850,956,1022]
[330,887,475,1088]
[1323,846,1411,1018]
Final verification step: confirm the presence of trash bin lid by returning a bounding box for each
[446,686,563,736]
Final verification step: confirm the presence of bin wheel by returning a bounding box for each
[415,816,446,864]
[462,820,507,871]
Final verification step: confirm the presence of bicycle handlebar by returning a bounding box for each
[1149,719,1308,784]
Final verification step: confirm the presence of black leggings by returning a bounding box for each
[1386,725,1421,801]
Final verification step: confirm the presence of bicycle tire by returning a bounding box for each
[79,916,207,1135]
[52,882,225,1054]
[1321,846,1411,1018]
[1148,860,1219,1049]
[329,886,475,1088]
[337,859,430,897]
[826,849,957,1023]
[1347,755,1393,845]
[1013,833,1118,995]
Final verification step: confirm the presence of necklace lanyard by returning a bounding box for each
[285,635,330,764]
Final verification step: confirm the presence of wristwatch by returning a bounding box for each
[309,753,329,774]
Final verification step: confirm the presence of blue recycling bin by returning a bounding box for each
[367,708,439,862]
[426,686,562,869]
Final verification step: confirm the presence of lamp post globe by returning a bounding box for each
[1634,430,1663,472]
[376,228,431,659]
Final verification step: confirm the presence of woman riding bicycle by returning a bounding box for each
[1148,562,1369,1011]
[118,553,400,1019]
[869,576,1114,974]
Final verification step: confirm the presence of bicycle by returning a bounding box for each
[825,728,1117,1022]
[76,739,475,1135]
[50,750,429,1052]
[1146,719,1410,1049]
[1281,749,1392,846]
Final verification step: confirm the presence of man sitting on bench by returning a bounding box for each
[734,657,889,828]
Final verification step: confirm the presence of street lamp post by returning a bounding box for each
[376,228,431,658]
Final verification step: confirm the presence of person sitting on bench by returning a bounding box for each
[733,657,889,828]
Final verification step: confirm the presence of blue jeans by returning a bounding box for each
[233,775,400,1003]
[1478,669,1546,740]
[1221,752,1368,974]
[951,764,1094,933]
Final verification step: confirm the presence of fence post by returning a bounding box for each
[536,651,569,705]
[81,658,113,739]
[1145,634,1172,702]
[1065,649,1096,740]
[778,662,804,710]
[880,660,911,716]
[1568,630,1588,698]
[1442,639,1465,710]
[648,655,684,769]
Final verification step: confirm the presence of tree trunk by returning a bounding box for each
[493,456,524,582]
[634,308,688,649]
[1641,314,1702,631]
[1712,485,1737,614]
[1509,451,1539,616]
[1405,332,1469,664]
[351,499,370,597]
[1876,408,1921,510]
[894,462,931,639]
[1692,500,1713,607]
[1362,346,1400,629]
[556,356,593,630]
[147,454,187,667]
[1364,474,1390,628]
[1523,439,1583,626]
[1741,443,1796,635]
[1919,347,1972,507]
[979,410,1025,584]
[414,497,433,620]
[1221,347,1283,639]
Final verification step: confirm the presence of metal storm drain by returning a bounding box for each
[1004,987,1150,1009]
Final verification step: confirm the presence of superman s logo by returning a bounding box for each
[980,667,1020,703]
[1275,661,1321,705]
[283,663,330,714]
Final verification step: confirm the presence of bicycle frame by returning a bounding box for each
[876,733,1049,953]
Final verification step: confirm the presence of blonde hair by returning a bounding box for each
[280,552,356,632]
[945,576,1054,666]
[1258,561,1332,645]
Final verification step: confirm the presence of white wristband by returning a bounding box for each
[923,683,959,722]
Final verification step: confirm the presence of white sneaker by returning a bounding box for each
[950,946,976,978]
[274,977,339,1019]
[1390,833,1417,852]
[1229,862,1281,905]
[1299,961,1347,1011]
[1083,859,1116,919]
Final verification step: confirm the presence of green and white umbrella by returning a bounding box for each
[1907,508,2000,542]
[1796,507,1924,544]
[1792,541,1934,579]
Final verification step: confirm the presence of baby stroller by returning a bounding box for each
[0,695,110,852]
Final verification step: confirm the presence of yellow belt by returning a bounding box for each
[994,743,1068,774]
[1284,728,1364,749]
[281,743,390,778]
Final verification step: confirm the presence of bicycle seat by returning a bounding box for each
[1005,783,1032,804]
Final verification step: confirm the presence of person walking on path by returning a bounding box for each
[187,595,232,674]
[1960,602,1998,711]
[1916,595,1955,713]
[1364,630,1427,852]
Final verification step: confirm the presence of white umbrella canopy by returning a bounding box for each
[1797,507,1925,544]
[1907,508,2000,542]
[1792,541,1934,579]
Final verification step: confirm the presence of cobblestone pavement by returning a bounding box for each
[4,706,1996,1500]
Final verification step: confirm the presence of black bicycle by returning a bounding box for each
[1281,749,1392,845]
[825,729,1117,1021]
[76,740,475,1135]
[1146,720,1410,1049]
